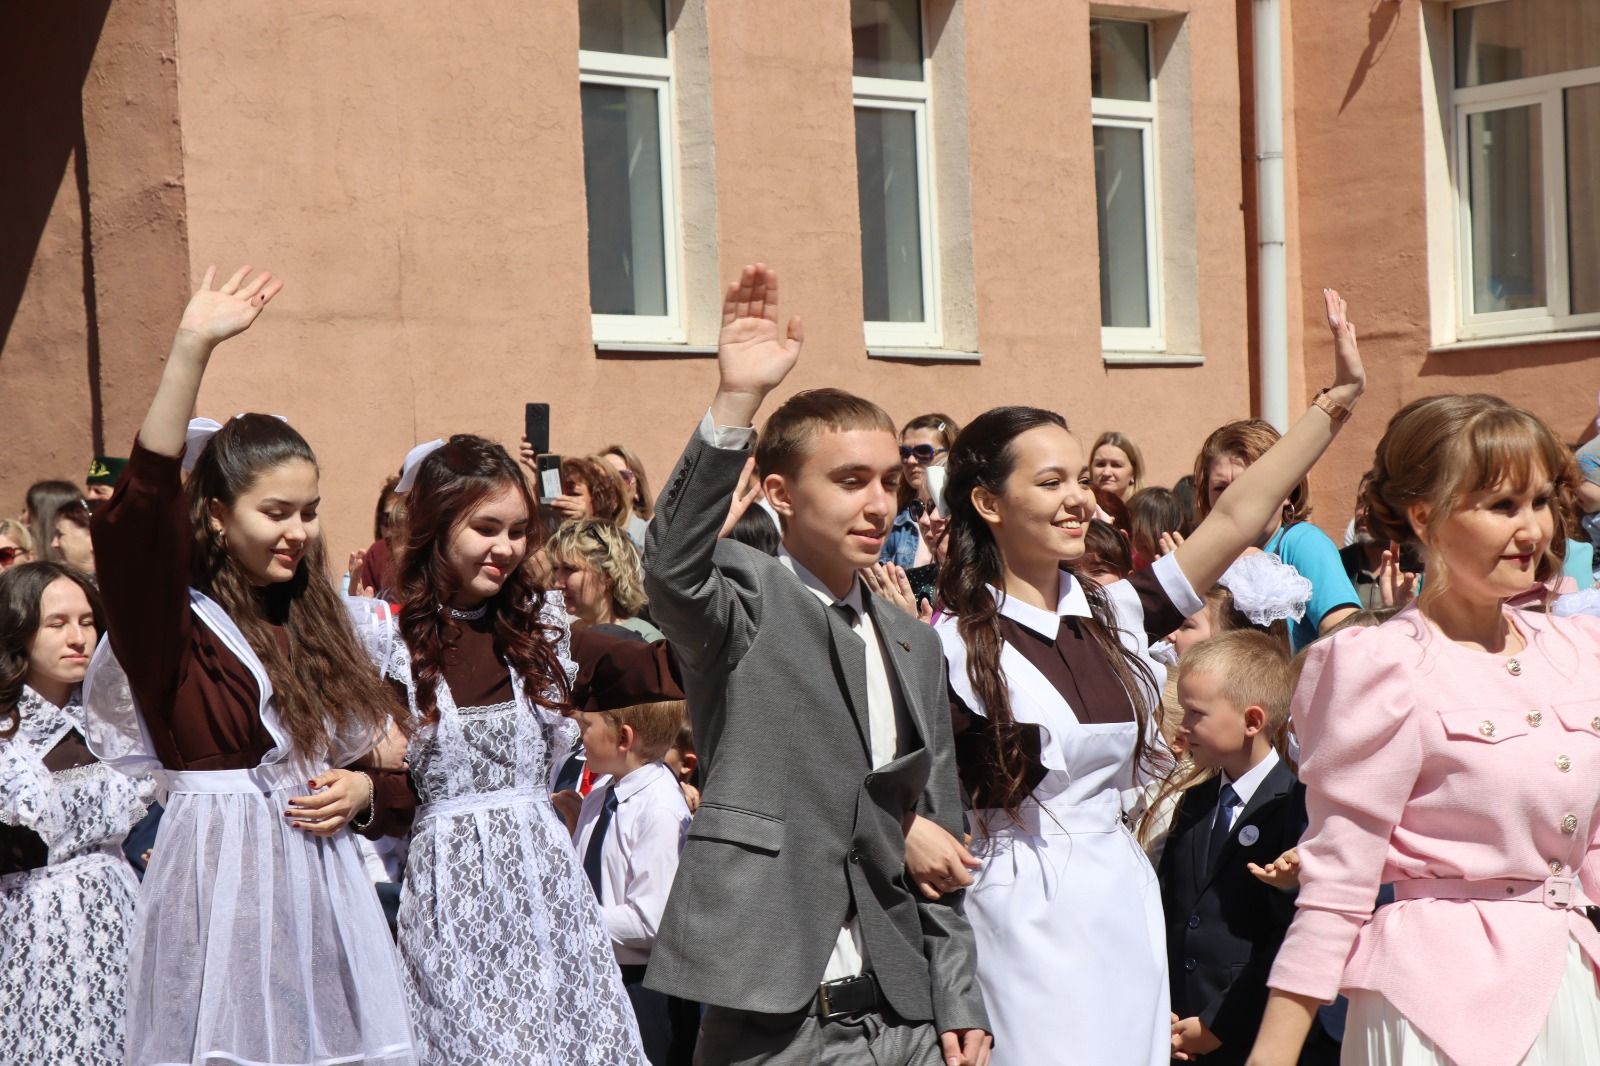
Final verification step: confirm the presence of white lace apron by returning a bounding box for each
[0,687,152,1066]
[379,594,648,1066]
[83,591,417,1066]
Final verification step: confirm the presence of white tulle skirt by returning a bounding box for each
[125,763,416,1066]
[1345,938,1600,1065]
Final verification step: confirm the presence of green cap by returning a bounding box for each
[86,456,128,486]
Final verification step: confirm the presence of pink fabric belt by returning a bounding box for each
[1391,875,1592,911]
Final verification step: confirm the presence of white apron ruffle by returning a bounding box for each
[84,591,416,1066]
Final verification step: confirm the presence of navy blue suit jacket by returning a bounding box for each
[1158,758,1306,1066]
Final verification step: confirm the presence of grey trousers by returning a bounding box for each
[692,1005,943,1066]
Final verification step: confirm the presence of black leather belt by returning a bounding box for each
[812,972,882,1021]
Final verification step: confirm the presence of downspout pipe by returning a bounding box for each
[1254,0,1290,431]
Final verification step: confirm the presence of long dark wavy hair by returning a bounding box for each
[0,561,105,737]
[188,414,398,758]
[396,435,571,724]
[937,407,1162,818]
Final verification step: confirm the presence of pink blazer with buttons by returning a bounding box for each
[1269,605,1600,1066]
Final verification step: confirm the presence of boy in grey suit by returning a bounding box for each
[643,264,990,1066]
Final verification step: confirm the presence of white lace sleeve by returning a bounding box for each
[0,742,56,833]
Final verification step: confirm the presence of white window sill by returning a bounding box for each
[1429,329,1600,354]
[1102,351,1204,367]
[594,342,719,357]
[867,347,981,363]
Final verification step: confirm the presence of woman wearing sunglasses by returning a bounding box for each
[0,520,33,572]
[881,412,959,568]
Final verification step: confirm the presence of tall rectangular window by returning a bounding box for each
[1091,17,1161,351]
[853,0,940,348]
[580,0,683,342]
[1451,0,1600,337]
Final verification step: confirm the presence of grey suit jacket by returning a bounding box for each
[642,427,988,1035]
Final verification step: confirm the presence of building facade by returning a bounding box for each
[3,0,1597,555]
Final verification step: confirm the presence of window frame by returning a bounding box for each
[1449,2,1600,339]
[852,7,942,350]
[1090,17,1164,353]
[579,32,685,345]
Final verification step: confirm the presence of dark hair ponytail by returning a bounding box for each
[187,414,398,759]
[396,435,570,724]
[938,406,1163,819]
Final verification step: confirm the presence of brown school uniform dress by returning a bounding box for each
[86,438,417,1066]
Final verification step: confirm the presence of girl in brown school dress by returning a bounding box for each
[84,265,416,1065]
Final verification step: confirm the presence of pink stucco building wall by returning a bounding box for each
[4,1,1595,559]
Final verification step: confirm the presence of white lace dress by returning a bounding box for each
[384,599,648,1066]
[0,687,153,1065]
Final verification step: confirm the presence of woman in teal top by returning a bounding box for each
[1194,419,1360,650]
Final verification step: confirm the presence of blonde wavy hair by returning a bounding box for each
[545,518,648,620]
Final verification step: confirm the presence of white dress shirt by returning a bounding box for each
[780,548,912,982]
[1215,746,1281,835]
[571,761,693,965]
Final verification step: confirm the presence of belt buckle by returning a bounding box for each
[1545,876,1574,909]
[817,981,837,1019]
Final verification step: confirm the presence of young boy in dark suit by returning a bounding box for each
[1160,630,1313,1066]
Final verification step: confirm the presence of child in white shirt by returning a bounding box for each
[573,700,694,1065]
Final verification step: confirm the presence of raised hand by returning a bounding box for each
[1377,544,1418,609]
[140,262,285,458]
[178,265,284,347]
[346,549,375,598]
[711,263,803,427]
[1322,288,1366,403]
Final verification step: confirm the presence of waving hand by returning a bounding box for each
[711,263,804,428]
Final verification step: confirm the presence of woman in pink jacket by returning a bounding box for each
[1248,394,1600,1066]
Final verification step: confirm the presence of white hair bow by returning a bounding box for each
[1218,552,1314,626]
[395,439,447,493]
[181,418,225,474]
[181,414,291,474]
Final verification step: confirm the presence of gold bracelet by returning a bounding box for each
[1313,388,1353,424]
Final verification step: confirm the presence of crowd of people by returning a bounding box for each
[3,260,1600,1066]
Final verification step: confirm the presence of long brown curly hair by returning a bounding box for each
[396,435,571,724]
[937,406,1163,820]
[0,562,104,737]
[187,415,398,759]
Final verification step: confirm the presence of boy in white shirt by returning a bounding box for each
[572,699,694,1065]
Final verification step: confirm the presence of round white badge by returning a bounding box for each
[1238,825,1260,847]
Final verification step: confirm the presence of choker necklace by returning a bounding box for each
[442,602,489,621]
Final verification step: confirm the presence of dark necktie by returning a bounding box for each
[583,787,619,899]
[1206,783,1240,871]
[833,601,859,631]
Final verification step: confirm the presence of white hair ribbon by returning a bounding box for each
[181,418,225,474]
[395,439,448,493]
[1218,551,1314,626]
[181,414,291,475]
[925,465,951,519]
